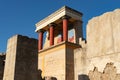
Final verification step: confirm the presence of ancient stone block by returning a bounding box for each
[3,35,38,80]
[88,63,120,80]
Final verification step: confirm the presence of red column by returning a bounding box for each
[38,30,44,50]
[49,24,54,46]
[62,16,68,41]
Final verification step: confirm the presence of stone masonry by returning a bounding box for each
[88,63,120,80]
[3,35,39,80]
[86,9,120,74]
[74,8,120,80]
[86,9,120,80]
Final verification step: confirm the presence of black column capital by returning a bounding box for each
[48,23,56,27]
[61,15,71,20]
[38,29,45,33]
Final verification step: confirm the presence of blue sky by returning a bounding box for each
[0,0,120,52]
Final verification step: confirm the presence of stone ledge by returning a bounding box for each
[38,41,81,53]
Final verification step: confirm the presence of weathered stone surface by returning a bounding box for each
[74,46,87,80]
[3,35,39,80]
[86,9,120,75]
[38,42,80,80]
[89,67,101,80]
[38,43,66,80]
[87,9,120,58]
[88,63,120,80]
[44,49,65,80]
[3,35,18,80]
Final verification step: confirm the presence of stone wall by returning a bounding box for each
[74,41,86,80]
[0,53,5,80]
[74,9,120,80]
[38,41,80,80]
[3,35,38,80]
[38,43,66,80]
[88,63,120,80]
[3,35,18,80]
[87,9,120,58]
[86,9,120,75]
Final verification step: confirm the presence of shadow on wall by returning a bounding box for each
[43,77,57,80]
[78,74,90,80]
[38,69,57,80]
[38,69,43,80]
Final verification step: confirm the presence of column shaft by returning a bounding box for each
[49,25,54,46]
[38,31,43,50]
[63,18,68,41]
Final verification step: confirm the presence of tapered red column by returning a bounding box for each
[38,30,44,50]
[49,24,55,46]
[62,16,69,41]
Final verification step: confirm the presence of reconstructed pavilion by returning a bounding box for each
[35,6,83,80]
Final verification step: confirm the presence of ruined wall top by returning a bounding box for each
[7,34,38,44]
[17,34,38,43]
